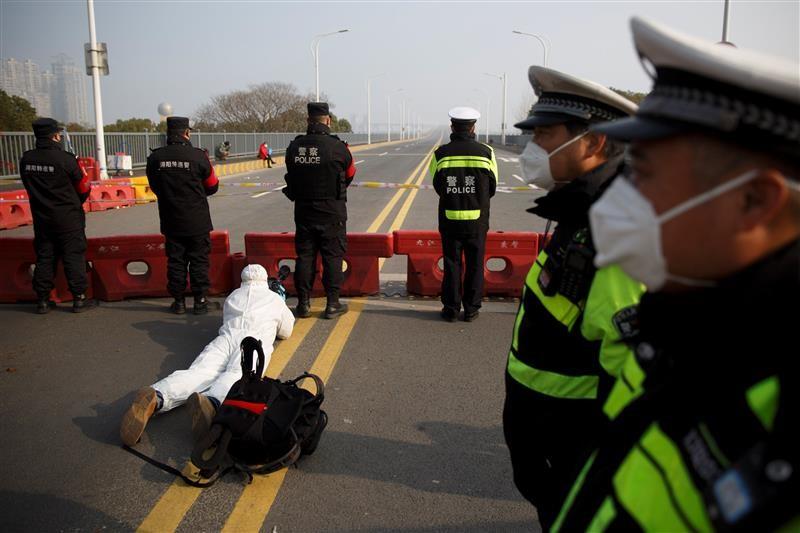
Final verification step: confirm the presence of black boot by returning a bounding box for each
[36,296,55,315]
[193,295,208,315]
[72,294,97,313]
[324,301,349,319]
[295,299,311,318]
[170,297,186,315]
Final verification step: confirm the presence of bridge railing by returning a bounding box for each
[0,131,378,178]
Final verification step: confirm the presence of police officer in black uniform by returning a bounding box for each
[552,17,800,531]
[20,118,95,314]
[146,116,219,315]
[431,107,498,322]
[283,102,356,320]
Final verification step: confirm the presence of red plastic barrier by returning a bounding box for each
[393,230,539,298]
[77,157,100,181]
[230,252,248,287]
[0,237,92,303]
[89,230,232,301]
[0,190,33,230]
[244,232,394,297]
[88,183,136,212]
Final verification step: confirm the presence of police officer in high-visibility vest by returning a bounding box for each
[147,116,219,315]
[284,102,356,320]
[552,17,800,532]
[20,118,95,314]
[502,68,643,528]
[431,107,498,322]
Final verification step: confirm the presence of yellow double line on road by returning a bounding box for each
[137,136,440,533]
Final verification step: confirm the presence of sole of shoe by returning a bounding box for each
[120,388,157,446]
[187,393,215,443]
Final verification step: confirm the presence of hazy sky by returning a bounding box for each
[1,0,798,133]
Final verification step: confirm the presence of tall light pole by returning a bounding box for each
[485,72,507,145]
[86,0,108,179]
[311,29,349,101]
[387,88,403,142]
[366,73,384,145]
[473,88,490,143]
[512,30,550,66]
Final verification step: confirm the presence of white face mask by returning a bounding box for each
[519,132,588,191]
[589,169,763,291]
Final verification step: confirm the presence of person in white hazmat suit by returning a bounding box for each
[120,264,295,446]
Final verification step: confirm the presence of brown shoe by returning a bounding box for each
[120,387,158,446]
[187,392,216,443]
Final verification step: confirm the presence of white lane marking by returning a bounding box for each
[355,160,365,165]
[509,157,519,162]
[394,147,402,151]
[378,152,388,156]
[497,189,513,194]
[513,174,540,189]
[251,185,285,199]
[499,157,511,163]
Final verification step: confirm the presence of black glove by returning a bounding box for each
[282,186,295,201]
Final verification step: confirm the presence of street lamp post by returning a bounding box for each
[485,72,507,145]
[366,73,385,145]
[311,29,349,101]
[473,89,490,143]
[86,0,108,179]
[387,88,403,142]
[722,0,731,42]
[512,30,550,66]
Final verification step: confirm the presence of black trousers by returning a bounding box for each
[165,233,211,298]
[294,221,346,302]
[440,231,486,314]
[33,228,88,298]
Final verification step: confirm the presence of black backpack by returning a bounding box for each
[123,336,327,487]
[191,336,328,478]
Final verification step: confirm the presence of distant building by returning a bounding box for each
[1,55,89,126]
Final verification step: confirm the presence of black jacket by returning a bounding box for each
[431,132,497,236]
[20,138,90,234]
[146,136,219,237]
[555,239,800,532]
[284,123,356,225]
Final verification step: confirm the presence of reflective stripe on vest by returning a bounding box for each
[526,251,582,328]
[507,253,596,398]
[613,423,714,532]
[588,497,617,532]
[508,350,599,400]
[435,155,497,176]
[444,209,481,220]
[603,354,647,420]
[746,375,780,431]
[552,451,598,532]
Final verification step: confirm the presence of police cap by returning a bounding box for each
[308,102,330,117]
[515,67,637,131]
[448,106,481,125]
[32,118,61,138]
[166,116,192,132]
[594,17,800,163]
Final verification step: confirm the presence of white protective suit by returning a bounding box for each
[153,264,295,411]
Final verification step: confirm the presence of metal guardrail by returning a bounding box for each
[0,131,382,178]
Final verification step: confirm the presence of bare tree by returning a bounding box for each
[194,83,346,132]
